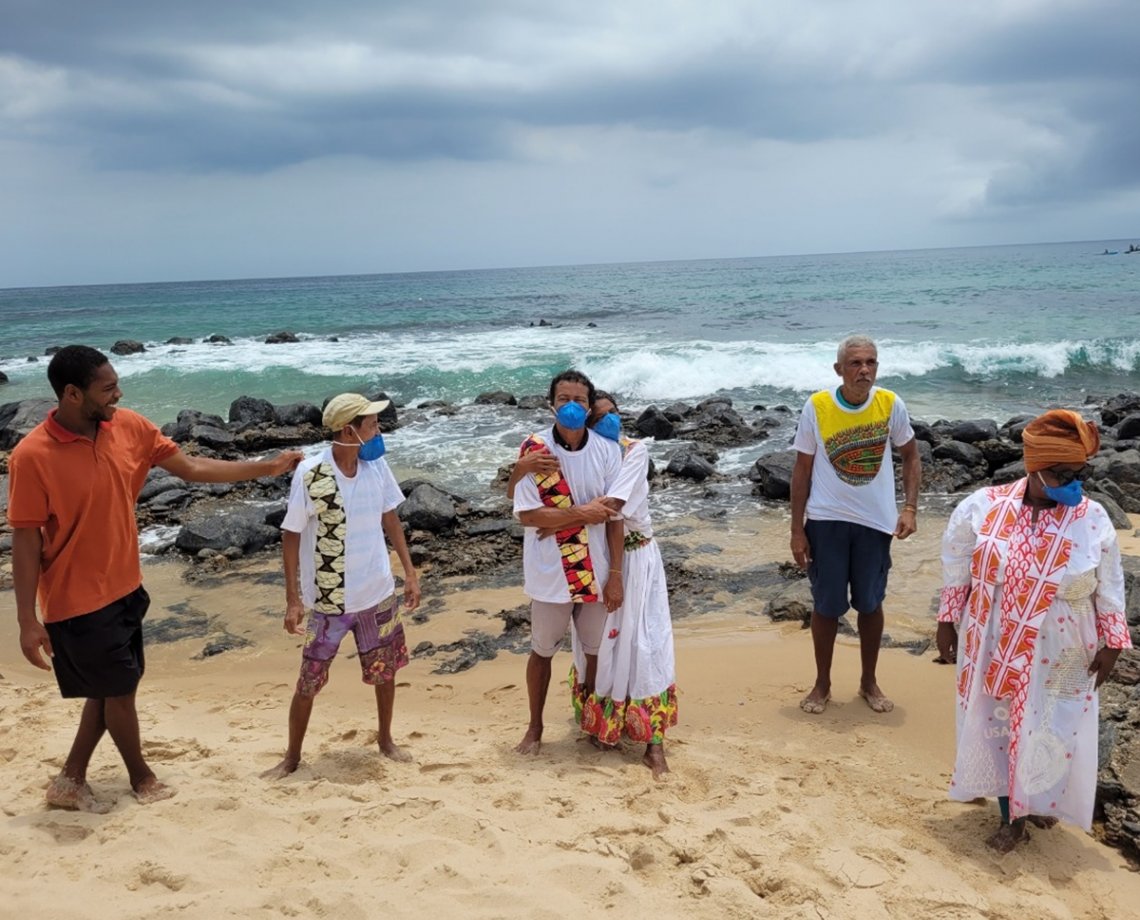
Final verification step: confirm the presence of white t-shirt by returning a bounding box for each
[792,386,915,534]
[282,448,405,612]
[513,426,623,603]
[607,439,653,537]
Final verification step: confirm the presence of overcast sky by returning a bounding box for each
[2,0,1137,287]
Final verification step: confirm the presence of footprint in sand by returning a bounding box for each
[40,821,94,844]
[426,684,455,700]
[482,684,517,702]
[131,861,188,892]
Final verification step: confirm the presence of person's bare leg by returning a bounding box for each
[643,742,669,780]
[46,698,111,812]
[856,607,893,712]
[261,692,314,779]
[583,653,598,696]
[801,612,837,713]
[103,692,174,803]
[375,680,411,762]
[516,652,552,754]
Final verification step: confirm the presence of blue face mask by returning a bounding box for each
[555,401,589,430]
[336,429,386,461]
[357,433,386,462]
[593,412,621,441]
[1038,473,1083,507]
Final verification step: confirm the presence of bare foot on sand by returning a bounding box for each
[45,775,112,814]
[588,735,621,752]
[515,728,542,755]
[132,775,176,805]
[643,745,670,781]
[858,683,894,713]
[379,741,412,763]
[799,685,830,714]
[260,756,301,780]
[1027,814,1058,830]
[986,820,1029,853]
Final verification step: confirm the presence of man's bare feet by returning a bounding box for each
[986,820,1029,853]
[260,756,301,780]
[643,744,669,780]
[515,727,542,755]
[1026,814,1058,830]
[45,775,112,814]
[858,683,894,713]
[800,685,830,714]
[379,740,412,763]
[132,775,176,805]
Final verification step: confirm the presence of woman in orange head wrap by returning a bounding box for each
[935,409,1130,853]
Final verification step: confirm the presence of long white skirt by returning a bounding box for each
[571,539,678,744]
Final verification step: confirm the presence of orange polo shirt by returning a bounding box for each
[7,407,180,623]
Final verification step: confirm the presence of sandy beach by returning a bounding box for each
[2,511,1138,920]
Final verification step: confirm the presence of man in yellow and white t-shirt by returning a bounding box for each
[790,335,922,715]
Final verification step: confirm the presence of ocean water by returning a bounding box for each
[2,240,1138,504]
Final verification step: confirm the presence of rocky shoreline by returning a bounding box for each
[2,388,1139,861]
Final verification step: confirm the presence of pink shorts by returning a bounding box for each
[529,600,607,657]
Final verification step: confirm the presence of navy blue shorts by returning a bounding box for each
[805,520,892,618]
[46,586,150,699]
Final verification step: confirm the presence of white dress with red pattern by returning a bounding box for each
[939,479,1131,829]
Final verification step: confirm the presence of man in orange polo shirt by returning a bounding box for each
[8,345,301,811]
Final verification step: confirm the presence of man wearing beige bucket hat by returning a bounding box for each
[263,392,421,777]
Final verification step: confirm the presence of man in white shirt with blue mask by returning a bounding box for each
[511,371,624,755]
[263,393,421,778]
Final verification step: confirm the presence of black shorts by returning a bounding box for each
[805,520,892,618]
[45,586,150,699]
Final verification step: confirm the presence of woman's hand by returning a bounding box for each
[1088,647,1122,688]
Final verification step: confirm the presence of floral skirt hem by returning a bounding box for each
[569,665,678,745]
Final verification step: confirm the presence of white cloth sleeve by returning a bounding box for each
[938,494,980,624]
[281,465,315,533]
[791,399,818,455]
[607,441,649,506]
[1093,523,1132,649]
[889,395,917,447]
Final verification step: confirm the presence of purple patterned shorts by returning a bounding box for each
[297,595,409,697]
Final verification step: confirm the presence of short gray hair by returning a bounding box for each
[837,334,877,364]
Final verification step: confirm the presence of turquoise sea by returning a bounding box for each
[2,240,1138,503]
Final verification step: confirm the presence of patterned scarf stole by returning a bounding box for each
[304,461,348,614]
[958,478,1081,704]
[520,433,597,602]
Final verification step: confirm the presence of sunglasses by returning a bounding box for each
[1043,465,1092,486]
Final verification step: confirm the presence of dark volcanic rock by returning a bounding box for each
[663,401,693,421]
[398,483,459,532]
[932,440,985,468]
[175,512,281,556]
[992,460,1026,484]
[911,420,937,444]
[666,450,716,482]
[1105,450,1140,485]
[516,395,548,410]
[228,396,278,429]
[635,406,675,440]
[1116,414,1140,441]
[188,424,236,451]
[165,337,194,345]
[204,334,233,345]
[0,398,55,450]
[264,331,300,344]
[946,419,999,443]
[364,391,400,430]
[673,402,759,448]
[110,339,146,355]
[1101,393,1140,427]
[1000,414,1036,443]
[0,371,8,385]
[275,402,322,427]
[233,425,320,451]
[749,449,797,501]
[161,409,228,442]
[474,390,517,406]
[975,439,1023,473]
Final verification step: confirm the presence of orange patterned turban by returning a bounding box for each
[1021,410,1100,472]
